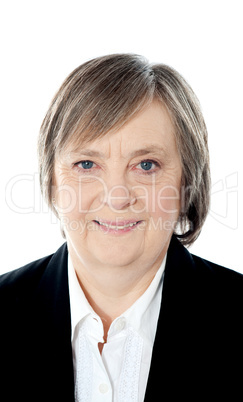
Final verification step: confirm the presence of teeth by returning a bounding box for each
[98,221,138,229]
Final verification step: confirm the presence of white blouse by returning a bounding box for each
[68,255,166,402]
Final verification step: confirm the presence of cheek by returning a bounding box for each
[55,180,102,220]
[158,185,181,215]
[55,185,78,214]
[148,185,181,221]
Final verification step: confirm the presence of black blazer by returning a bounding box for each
[1,235,242,401]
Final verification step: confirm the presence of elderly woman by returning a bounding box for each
[1,54,242,402]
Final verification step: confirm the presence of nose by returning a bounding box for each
[101,182,136,211]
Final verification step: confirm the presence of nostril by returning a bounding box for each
[100,185,137,211]
[130,197,137,206]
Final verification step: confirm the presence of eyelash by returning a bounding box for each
[73,159,161,174]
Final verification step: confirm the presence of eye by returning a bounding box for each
[136,159,160,173]
[73,160,98,173]
[140,161,154,171]
[80,160,94,169]
[75,160,94,170]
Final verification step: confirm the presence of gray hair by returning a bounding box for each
[38,53,210,246]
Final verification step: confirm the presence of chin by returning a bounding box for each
[93,245,142,268]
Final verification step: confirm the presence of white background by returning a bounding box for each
[1,0,242,274]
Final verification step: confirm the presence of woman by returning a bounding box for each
[1,54,242,401]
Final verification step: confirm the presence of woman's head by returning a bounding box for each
[38,53,210,247]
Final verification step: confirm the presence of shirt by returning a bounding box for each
[68,255,166,402]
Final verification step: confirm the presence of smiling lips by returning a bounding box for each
[93,219,143,233]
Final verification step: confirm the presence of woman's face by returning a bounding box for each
[54,101,182,271]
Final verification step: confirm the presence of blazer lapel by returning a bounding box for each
[32,243,75,401]
[144,235,205,400]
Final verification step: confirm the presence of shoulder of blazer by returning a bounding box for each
[0,242,74,402]
[145,236,243,401]
[157,235,243,356]
[0,242,68,304]
[165,234,243,302]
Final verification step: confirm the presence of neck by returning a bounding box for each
[68,247,166,337]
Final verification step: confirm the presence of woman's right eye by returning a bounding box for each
[75,160,95,170]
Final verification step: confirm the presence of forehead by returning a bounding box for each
[65,100,177,158]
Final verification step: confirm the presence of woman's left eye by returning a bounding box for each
[137,160,159,172]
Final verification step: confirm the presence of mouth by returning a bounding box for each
[92,219,143,233]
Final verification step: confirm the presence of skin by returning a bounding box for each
[53,100,182,344]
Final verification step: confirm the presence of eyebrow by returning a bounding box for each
[70,146,167,159]
[129,146,167,158]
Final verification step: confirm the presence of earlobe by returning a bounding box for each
[52,197,57,210]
